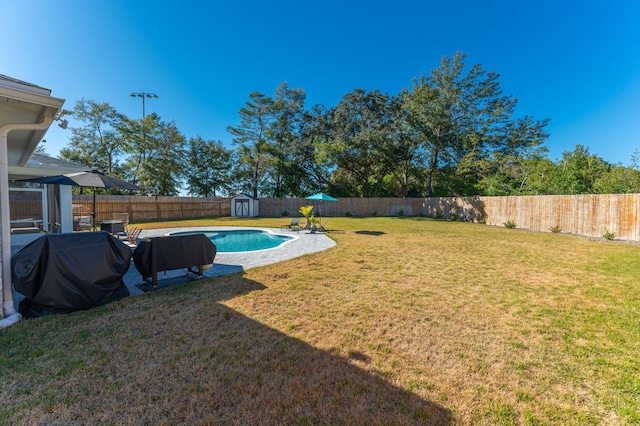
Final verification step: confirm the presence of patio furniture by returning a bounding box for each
[10,219,41,234]
[100,220,125,234]
[122,226,142,248]
[311,221,328,233]
[73,215,92,231]
[281,217,301,231]
[132,234,217,289]
[113,212,129,231]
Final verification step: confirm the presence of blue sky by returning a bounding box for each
[2,1,639,165]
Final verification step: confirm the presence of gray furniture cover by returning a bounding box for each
[12,232,131,318]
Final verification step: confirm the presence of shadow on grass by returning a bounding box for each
[1,273,452,425]
[134,262,244,292]
[355,230,386,236]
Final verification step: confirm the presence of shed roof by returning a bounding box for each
[231,193,258,200]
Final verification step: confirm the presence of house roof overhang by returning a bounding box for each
[8,153,89,179]
[0,75,65,166]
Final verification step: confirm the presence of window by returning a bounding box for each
[9,187,48,231]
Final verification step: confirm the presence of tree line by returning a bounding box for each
[59,52,640,197]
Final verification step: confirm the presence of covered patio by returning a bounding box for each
[0,75,82,326]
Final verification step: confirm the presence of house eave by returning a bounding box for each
[0,78,65,167]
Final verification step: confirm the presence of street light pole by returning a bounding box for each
[129,92,158,189]
[129,92,158,118]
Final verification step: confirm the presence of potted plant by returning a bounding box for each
[299,205,318,232]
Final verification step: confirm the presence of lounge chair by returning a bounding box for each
[280,217,301,231]
[311,221,328,233]
[10,219,41,234]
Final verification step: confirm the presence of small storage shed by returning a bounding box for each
[231,194,259,217]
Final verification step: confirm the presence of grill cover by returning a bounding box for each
[12,232,131,318]
[133,234,216,284]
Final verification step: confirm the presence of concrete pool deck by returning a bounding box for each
[124,227,336,295]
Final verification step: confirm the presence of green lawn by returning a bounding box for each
[1,217,639,425]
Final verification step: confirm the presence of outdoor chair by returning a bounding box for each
[311,221,328,233]
[122,226,142,249]
[113,212,130,231]
[73,215,92,232]
[10,219,41,234]
[280,217,301,231]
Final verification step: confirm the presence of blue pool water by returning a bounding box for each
[170,229,294,253]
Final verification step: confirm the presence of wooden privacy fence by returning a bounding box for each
[479,194,640,240]
[260,194,640,241]
[72,195,230,224]
[9,194,44,221]
[74,194,640,241]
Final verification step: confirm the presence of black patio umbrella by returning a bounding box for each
[22,170,145,231]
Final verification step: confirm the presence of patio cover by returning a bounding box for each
[0,74,65,323]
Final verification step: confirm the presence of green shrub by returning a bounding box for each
[299,205,316,225]
[549,225,562,233]
[478,217,486,225]
[345,211,352,217]
[504,220,516,229]
[434,211,443,220]
[370,211,377,217]
[603,230,616,240]
[281,210,289,217]
[450,212,458,222]
[398,209,404,217]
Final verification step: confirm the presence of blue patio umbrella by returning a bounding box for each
[305,193,337,229]
[305,193,338,202]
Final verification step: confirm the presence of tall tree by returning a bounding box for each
[474,146,552,195]
[404,52,549,196]
[330,89,397,197]
[59,99,128,178]
[146,120,186,196]
[34,144,50,156]
[185,136,233,197]
[123,113,162,187]
[227,92,275,198]
[266,83,308,197]
[377,96,424,197]
[545,145,610,194]
[124,115,186,195]
[299,104,335,193]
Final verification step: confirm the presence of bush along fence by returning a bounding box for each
[74,193,640,241]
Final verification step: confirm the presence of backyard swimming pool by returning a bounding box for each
[169,229,295,253]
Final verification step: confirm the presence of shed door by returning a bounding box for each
[235,199,250,217]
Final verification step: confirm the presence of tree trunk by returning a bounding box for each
[426,151,439,197]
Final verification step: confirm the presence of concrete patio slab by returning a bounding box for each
[123,227,336,295]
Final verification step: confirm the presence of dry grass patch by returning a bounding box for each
[1,217,639,425]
